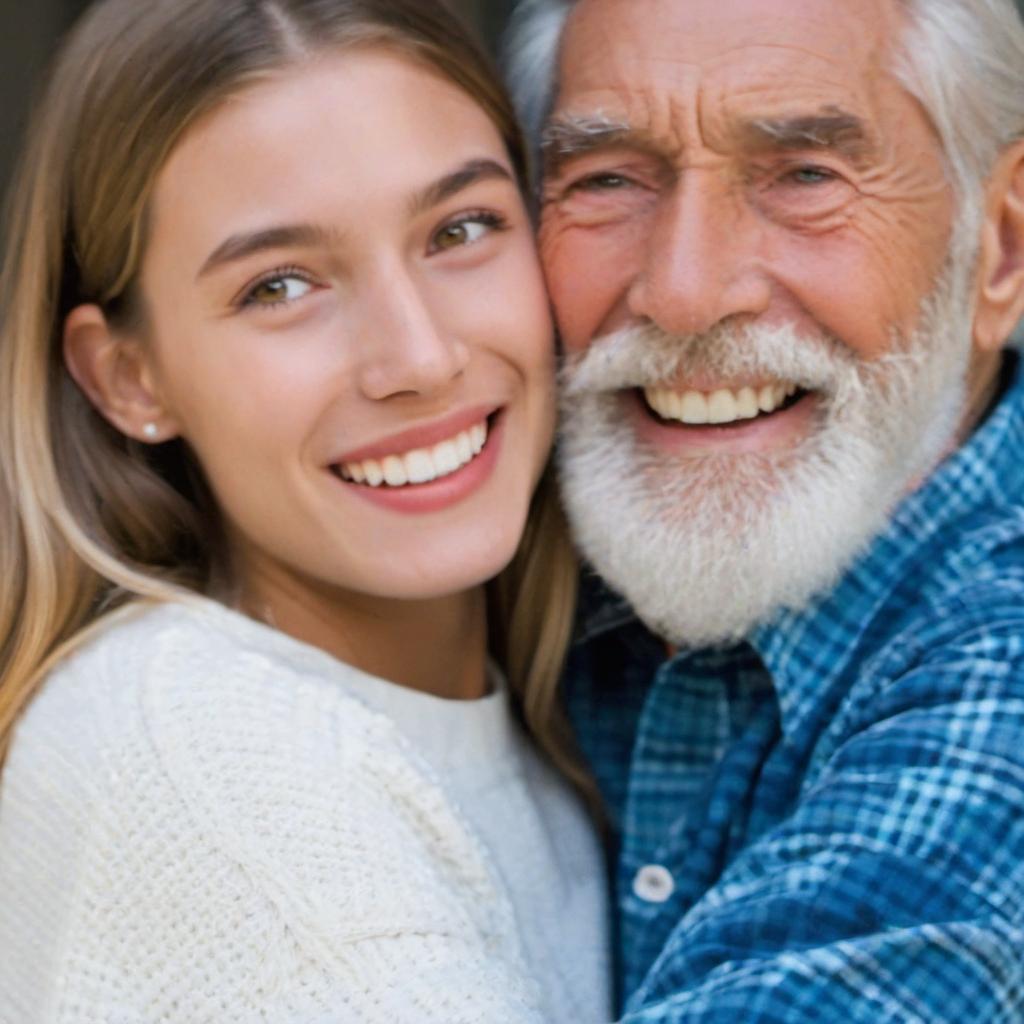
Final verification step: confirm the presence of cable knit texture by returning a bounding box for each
[0,599,556,1023]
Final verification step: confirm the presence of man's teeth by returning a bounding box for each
[643,382,799,425]
[340,421,488,487]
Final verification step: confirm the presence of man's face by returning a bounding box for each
[541,0,955,386]
[540,0,982,644]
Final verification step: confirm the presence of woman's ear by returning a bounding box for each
[63,304,180,444]
[973,139,1024,353]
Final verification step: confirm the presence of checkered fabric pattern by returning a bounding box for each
[566,354,1024,1021]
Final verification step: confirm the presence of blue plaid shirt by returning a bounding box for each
[566,353,1024,1022]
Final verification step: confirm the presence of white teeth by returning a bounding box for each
[644,381,800,426]
[707,389,737,424]
[470,423,486,454]
[735,386,759,419]
[339,420,490,488]
[382,455,407,487]
[433,439,460,476]
[404,450,435,485]
[758,385,779,413]
[681,391,708,424]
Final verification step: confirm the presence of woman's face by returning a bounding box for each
[135,48,555,606]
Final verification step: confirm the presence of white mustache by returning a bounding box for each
[559,320,917,404]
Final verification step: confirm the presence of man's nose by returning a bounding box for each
[355,269,469,401]
[627,175,772,336]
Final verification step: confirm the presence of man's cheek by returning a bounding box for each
[540,215,640,349]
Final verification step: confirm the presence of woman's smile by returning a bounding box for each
[329,405,506,514]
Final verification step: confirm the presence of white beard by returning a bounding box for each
[557,257,976,648]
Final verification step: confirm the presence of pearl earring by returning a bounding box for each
[142,423,159,440]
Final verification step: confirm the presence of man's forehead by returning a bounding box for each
[556,0,904,104]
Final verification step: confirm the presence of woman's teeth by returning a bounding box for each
[339,421,488,487]
[643,382,799,425]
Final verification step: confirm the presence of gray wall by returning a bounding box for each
[458,0,518,44]
[0,0,85,204]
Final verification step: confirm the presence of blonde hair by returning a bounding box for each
[0,0,586,792]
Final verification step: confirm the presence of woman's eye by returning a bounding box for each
[241,273,313,308]
[431,213,506,253]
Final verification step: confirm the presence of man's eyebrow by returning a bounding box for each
[741,112,872,159]
[408,158,515,216]
[197,223,340,280]
[541,114,639,175]
[540,110,873,176]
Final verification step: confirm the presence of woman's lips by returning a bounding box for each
[332,403,498,465]
[336,419,489,487]
[329,409,505,514]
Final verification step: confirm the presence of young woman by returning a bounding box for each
[0,1,610,1020]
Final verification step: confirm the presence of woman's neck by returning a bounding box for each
[237,561,490,701]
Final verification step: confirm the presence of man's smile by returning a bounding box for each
[630,383,819,455]
[642,381,801,425]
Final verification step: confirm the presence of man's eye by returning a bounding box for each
[784,165,836,186]
[241,272,314,308]
[569,172,632,193]
[430,212,507,253]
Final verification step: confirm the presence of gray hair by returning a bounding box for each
[503,0,1024,207]
[503,0,574,147]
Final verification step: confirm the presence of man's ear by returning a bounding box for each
[973,139,1024,353]
[63,304,180,443]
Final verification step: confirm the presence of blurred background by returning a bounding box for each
[0,0,518,204]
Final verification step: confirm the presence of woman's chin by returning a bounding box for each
[364,527,526,602]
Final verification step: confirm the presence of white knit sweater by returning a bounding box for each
[0,599,609,1023]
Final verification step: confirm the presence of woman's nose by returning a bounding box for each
[354,269,469,401]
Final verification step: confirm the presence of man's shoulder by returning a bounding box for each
[816,551,1024,771]
[887,503,1024,660]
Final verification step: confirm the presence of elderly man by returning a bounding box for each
[506,0,1024,1019]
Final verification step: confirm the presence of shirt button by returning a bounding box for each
[633,864,675,904]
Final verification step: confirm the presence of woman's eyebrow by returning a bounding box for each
[197,223,342,280]
[407,157,514,216]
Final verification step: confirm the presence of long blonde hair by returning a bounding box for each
[0,0,585,790]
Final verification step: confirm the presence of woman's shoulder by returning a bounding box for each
[23,596,394,758]
[17,596,502,880]
[8,596,468,855]
[6,593,514,932]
